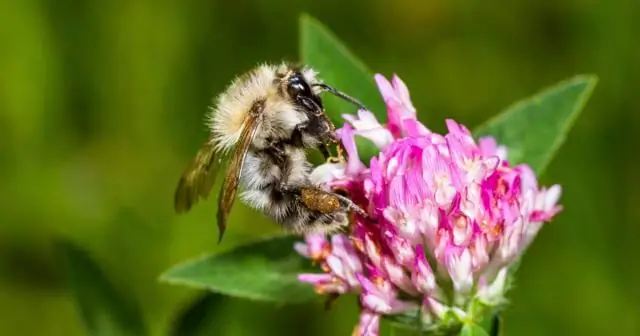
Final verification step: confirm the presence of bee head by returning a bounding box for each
[286,72,324,114]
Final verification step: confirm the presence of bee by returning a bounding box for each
[174,62,367,242]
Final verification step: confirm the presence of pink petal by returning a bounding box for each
[412,245,436,294]
[354,310,380,336]
[478,137,498,158]
[361,292,413,315]
[338,123,365,175]
[354,128,395,150]
[343,109,394,149]
[444,248,474,293]
[544,185,563,209]
[293,242,310,258]
[386,234,416,267]
[326,255,347,279]
[470,234,490,270]
[364,234,382,268]
[391,74,417,115]
[298,273,332,285]
[361,292,393,313]
[381,256,417,295]
[309,162,345,185]
[356,273,378,294]
[374,74,395,103]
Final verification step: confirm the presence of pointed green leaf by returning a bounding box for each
[460,323,491,336]
[56,240,147,336]
[299,14,383,162]
[473,75,597,175]
[160,235,317,303]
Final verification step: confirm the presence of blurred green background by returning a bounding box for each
[1,0,638,335]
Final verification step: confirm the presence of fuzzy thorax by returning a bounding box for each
[206,63,321,152]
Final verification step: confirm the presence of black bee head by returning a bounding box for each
[287,72,323,113]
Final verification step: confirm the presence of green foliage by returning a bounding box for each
[472,75,598,175]
[55,240,147,336]
[159,14,596,335]
[160,235,318,303]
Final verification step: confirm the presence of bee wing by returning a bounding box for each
[216,115,260,242]
[174,138,230,213]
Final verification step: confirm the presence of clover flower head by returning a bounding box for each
[295,74,562,335]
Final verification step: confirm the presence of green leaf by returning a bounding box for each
[472,75,597,175]
[56,239,147,336]
[160,234,318,303]
[460,323,491,336]
[299,14,384,162]
[169,292,228,336]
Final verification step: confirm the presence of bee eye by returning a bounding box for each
[287,75,312,98]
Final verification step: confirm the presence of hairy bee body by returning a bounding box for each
[174,62,364,241]
[239,144,349,235]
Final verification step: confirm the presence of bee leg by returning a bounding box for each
[319,131,346,164]
[334,142,347,163]
[319,143,332,160]
[287,122,308,148]
[331,192,367,216]
[287,115,343,163]
[319,143,343,164]
[292,186,366,217]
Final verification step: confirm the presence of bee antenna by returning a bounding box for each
[313,83,368,111]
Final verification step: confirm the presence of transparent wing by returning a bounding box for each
[215,115,260,242]
[174,138,231,213]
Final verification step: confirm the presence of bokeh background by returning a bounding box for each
[1,0,638,335]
